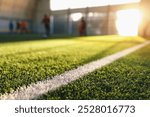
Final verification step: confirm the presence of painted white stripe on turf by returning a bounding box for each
[0,41,150,100]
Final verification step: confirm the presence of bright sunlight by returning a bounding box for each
[116,9,142,36]
[51,0,141,11]
[71,13,83,22]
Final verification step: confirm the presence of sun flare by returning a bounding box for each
[116,9,142,36]
[71,13,83,22]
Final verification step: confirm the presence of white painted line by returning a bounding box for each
[0,41,150,100]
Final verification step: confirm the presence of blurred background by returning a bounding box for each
[0,0,149,37]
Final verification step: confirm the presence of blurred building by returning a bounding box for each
[49,3,139,36]
[0,0,50,33]
[0,0,149,37]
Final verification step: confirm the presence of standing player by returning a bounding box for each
[42,14,50,37]
[9,20,14,33]
[78,17,86,36]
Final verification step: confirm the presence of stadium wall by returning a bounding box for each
[0,0,142,37]
[49,3,139,36]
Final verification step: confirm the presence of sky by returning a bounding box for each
[51,0,141,10]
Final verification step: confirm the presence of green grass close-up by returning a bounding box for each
[0,35,145,95]
[39,44,150,100]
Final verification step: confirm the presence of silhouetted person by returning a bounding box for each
[9,21,14,33]
[42,14,50,37]
[78,17,86,36]
[16,21,21,33]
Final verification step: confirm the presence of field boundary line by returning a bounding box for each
[1,41,150,100]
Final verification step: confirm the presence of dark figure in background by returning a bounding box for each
[20,20,28,33]
[42,14,50,37]
[16,21,21,33]
[9,21,14,33]
[78,17,86,36]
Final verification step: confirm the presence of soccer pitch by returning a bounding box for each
[39,44,150,100]
[0,35,146,98]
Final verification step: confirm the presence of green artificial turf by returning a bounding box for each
[0,35,145,94]
[39,43,150,100]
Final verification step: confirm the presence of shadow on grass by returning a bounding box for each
[82,41,138,65]
[0,33,145,44]
[0,33,75,43]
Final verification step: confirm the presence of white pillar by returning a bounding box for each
[50,16,54,34]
